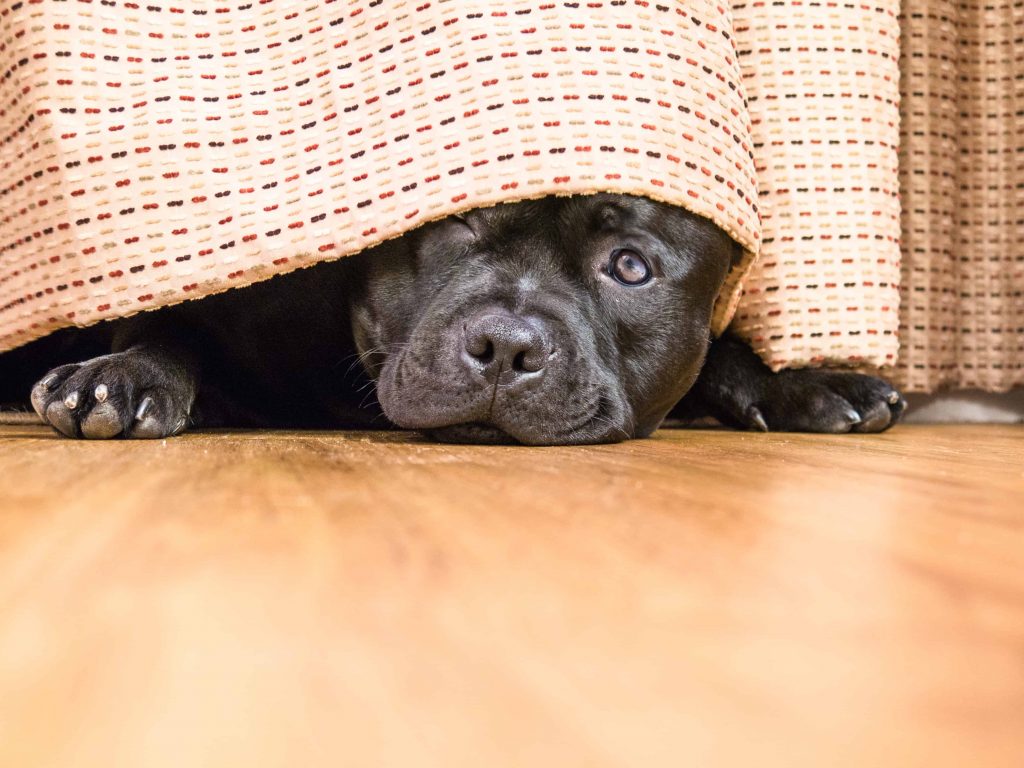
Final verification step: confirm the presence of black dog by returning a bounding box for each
[15,194,905,443]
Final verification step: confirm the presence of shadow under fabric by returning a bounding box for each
[0,0,902,379]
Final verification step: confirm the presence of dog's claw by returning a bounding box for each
[41,373,58,390]
[63,391,79,410]
[844,408,861,425]
[747,406,769,432]
[135,397,153,421]
[887,391,900,405]
[94,384,108,403]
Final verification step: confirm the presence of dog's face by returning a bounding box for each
[349,194,740,444]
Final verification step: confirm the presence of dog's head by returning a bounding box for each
[350,194,740,444]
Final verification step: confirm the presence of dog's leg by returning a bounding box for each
[672,333,907,433]
[30,316,200,439]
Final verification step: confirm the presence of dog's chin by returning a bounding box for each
[420,406,633,445]
[426,423,518,445]
[424,421,630,445]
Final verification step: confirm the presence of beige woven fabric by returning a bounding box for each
[729,0,903,371]
[0,0,761,353]
[898,0,1024,392]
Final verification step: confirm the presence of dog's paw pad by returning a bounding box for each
[81,401,124,439]
[129,395,185,439]
[852,399,892,433]
[823,375,907,434]
[44,398,80,438]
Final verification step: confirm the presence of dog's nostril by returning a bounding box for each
[512,351,527,372]
[478,341,494,364]
[465,334,494,362]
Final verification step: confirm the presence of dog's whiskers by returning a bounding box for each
[357,385,381,410]
[337,342,408,378]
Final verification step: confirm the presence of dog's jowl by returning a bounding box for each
[22,195,905,443]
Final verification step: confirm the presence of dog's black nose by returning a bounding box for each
[463,313,548,379]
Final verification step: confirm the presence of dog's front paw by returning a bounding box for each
[674,334,907,434]
[728,369,907,434]
[31,350,194,439]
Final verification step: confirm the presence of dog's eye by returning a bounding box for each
[608,249,651,286]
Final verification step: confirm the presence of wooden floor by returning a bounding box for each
[0,424,1021,767]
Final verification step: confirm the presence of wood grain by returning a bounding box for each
[0,424,1021,767]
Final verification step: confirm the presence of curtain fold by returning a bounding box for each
[898,0,1024,391]
[730,0,903,373]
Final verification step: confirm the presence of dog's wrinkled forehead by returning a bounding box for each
[564,194,736,256]
[457,194,732,262]
[454,198,553,252]
[461,194,635,237]
[556,193,662,230]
